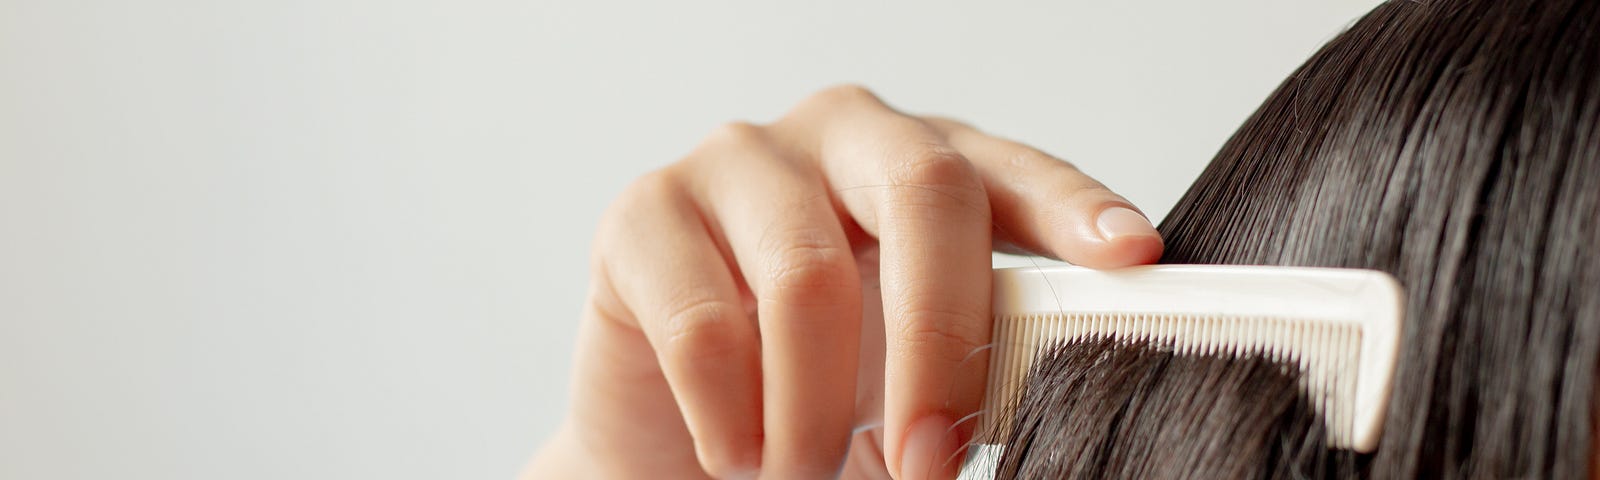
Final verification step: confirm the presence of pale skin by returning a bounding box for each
[527,85,1164,480]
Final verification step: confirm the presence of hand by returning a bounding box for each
[529,85,1163,480]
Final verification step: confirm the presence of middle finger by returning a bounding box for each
[685,122,865,478]
[805,94,993,480]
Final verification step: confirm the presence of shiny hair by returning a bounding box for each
[997,0,1600,477]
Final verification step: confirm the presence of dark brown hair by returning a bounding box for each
[993,338,1350,479]
[997,0,1600,477]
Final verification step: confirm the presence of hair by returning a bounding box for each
[996,0,1600,478]
[993,338,1345,479]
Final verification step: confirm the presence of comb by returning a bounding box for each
[956,265,1404,480]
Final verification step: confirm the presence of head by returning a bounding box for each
[997,0,1600,477]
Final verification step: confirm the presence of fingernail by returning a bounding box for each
[1095,207,1159,242]
[900,415,960,480]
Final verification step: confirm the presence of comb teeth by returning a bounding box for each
[960,265,1403,480]
[982,313,1363,448]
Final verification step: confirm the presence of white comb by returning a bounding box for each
[956,265,1404,480]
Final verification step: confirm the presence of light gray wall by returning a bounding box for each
[0,1,1380,478]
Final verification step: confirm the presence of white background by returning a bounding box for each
[0,1,1380,478]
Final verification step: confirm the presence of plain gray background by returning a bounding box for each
[1,1,1382,478]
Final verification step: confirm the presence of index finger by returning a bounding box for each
[923,116,1164,268]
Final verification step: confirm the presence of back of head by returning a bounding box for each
[997,0,1600,477]
[1160,0,1600,477]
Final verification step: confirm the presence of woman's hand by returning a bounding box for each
[530,85,1162,480]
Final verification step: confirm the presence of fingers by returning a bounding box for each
[587,84,1164,480]
[803,92,994,480]
[924,117,1164,268]
[598,169,764,479]
[683,122,864,478]
[567,297,712,479]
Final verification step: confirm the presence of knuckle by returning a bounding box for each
[699,120,769,150]
[891,305,989,364]
[617,168,681,209]
[1055,181,1119,211]
[806,83,882,109]
[583,268,634,328]
[595,169,680,247]
[762,237,857,303]
[920,115,974,131]
[659,298,748,368]
[891,145,981,190]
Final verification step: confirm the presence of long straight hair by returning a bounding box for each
[997,0,1600,477]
